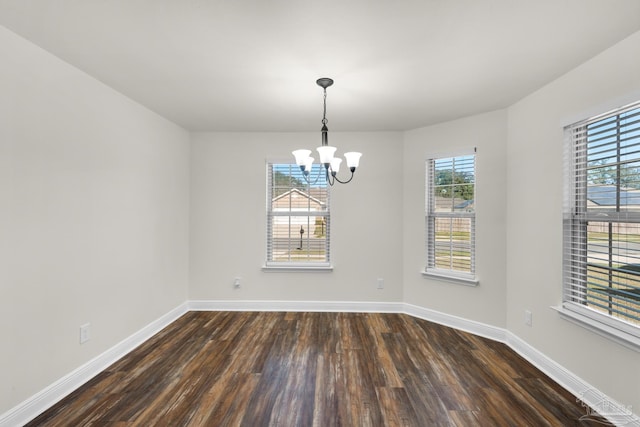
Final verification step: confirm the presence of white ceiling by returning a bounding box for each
[1,1,640,132]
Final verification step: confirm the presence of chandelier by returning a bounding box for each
[292,78,362,185]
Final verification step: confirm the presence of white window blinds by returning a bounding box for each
[563,101,640,337]
[266,162,330,267]
[425,153,476,281]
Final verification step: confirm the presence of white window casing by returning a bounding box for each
[561,101,640,350]
[264,162,332,271]
[425,150,477,285]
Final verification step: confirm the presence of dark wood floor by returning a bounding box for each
[27,311,608,426]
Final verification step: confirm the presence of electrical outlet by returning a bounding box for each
[80,323,91,344]
[524,310,532,327]
[233,277,241,288]
[377,278,384,289]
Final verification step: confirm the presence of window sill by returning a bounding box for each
[422,270,479,286]
[262,264,333,273]
[552,305,640,352]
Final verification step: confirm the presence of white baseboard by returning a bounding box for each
[506,332,639,427]
[4,300,637,426]
[188,299,405,313]
[403,303,507,342]
[0,302,189,427]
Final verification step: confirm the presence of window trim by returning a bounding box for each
[424,149,478,284]
[422,269,479,286]
[262,264,334,272]
[553,305,640,352]
[561,101,640,349]
[264,159,333,271]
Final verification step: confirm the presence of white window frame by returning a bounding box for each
[263,160,332,272]
[424,150,478,285]
[560,101,640,351]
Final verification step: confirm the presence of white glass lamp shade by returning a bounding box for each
[303,156,315,173]
[329,157,342,174]
[344,152,362,169]
[316,145,337,164]
[292,149,312,166]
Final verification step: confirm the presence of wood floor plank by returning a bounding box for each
[380,332,450,426]
[364,315,404,389]
[197,372,260,427]
[447,409,482,427]
[270,314,318,427]
[26,312,609,427]
[312,352,349,427]
[375,387,420,427]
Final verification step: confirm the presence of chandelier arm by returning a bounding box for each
[326,169,335,186]
[330,170,356,185]
[301,165,324,186]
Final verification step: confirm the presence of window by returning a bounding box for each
[563,101,640,347]
[265,162,330,269]
[425,152,476,283]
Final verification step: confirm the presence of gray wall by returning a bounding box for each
[506,31,640,412]
[402,110,508,327]
[0,26,190,412]
[189,131,404,303]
